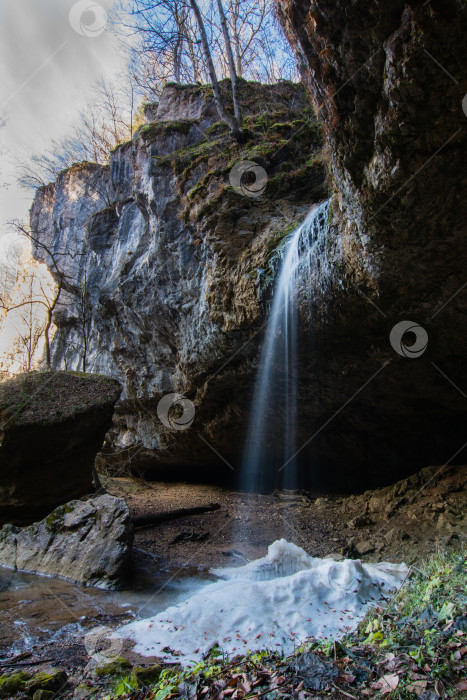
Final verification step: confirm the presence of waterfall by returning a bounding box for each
[241,200,330,493]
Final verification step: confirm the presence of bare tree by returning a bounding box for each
[1,223,98,374]
[124,0,297,97]
[0,223,88,370]
[188,0,243,138]
[216,0,241,127]
[18,78,143,191]
[0,253,48,375]
[123,0,203,92]
[16,265,47,372]
[64,265,94,373]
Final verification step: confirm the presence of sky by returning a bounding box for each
[0,0,126,259]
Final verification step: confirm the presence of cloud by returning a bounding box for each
[0,0,124,238]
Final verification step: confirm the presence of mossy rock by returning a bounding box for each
[0,671,31,697]
[72,682,98,699]
[130,664,162,686]
[95,657,131,677]
[25,668,67,695]
[32,690,55,700]
[45,502,74,532]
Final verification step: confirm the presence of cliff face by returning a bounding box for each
[30,81,333,482]
[30,3,467,490]
[273,0,467,481]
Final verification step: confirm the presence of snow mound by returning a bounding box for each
[212,539,319,580]
[117,540,408,665]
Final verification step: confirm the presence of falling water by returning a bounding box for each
[241,200,330,493]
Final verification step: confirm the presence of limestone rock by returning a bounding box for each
[384,528,410,544]
[29,41,467,487]
[347,514,373,529]
[0,495,133,589]
[273,0,467,483]
[30,81,331,487]
[0,372,121,525]
[355,540,374,556]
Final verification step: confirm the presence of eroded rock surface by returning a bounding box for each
[30,82,331,482]
[0,494,133,589]
[29,47,467,488]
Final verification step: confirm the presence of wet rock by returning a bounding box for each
[0,372,121,525]
[25,669,67,695]
[0,494,133,589]
[275,0,467,484]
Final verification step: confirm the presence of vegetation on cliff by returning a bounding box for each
[143,80,328,226]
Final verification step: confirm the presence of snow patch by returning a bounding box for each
[117,540,408,665]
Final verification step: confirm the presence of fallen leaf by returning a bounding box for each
[373,673,399,694]
[407,680,428,697]
[336,673,356,684]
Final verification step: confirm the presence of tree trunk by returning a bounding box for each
[44,308,52,370]
[216,0,242,127]
[189,0,242,138]
[44,278,62,370]
[174,38,182,83]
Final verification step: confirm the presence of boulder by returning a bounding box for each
[0,371,121,525]
[355,540,374,556]
[0,494,133,589]
[25,669,67,695]
[0,671,31,698]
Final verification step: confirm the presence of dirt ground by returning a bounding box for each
[104,463,466,573]
[1,465,464,698]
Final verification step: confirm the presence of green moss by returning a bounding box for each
[139,120,194,143]
[25,669,67,694]
[45,502,74,531]
[204,121,230,138]
[32,691,55,700]
[130,664,162,686]
[146,82,326,225]
[0,671,31,697]
[95,657,132,677]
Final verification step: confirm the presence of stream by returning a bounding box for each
[0,559,214,663]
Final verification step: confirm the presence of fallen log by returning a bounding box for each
[132,502,221,529]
